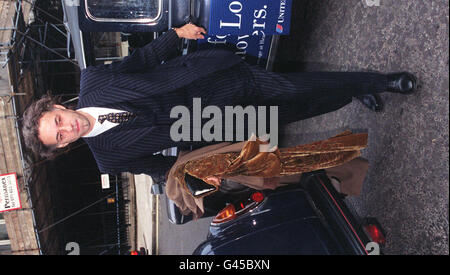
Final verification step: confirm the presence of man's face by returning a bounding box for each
[38,105,92,148]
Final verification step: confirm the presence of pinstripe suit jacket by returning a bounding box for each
[77,30,242,182]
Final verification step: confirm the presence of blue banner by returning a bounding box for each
[208,0,292,36]
[197,34,272,66]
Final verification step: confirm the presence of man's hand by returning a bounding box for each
[204,176,221,187]
[173,23,207,40]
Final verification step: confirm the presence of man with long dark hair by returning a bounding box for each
[21,22,417,184]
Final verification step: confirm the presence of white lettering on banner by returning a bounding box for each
[252,5,267,31]
[207,35,228,45]
[210,3,271,60]
[219,2,269,35]
[235,35,249,56]
[252,5,267,36]
[220,1,243,29]
[254,7,267,20]
[278,0,286,23]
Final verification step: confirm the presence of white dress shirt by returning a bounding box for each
[77,107,127,137]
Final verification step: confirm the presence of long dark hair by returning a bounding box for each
[21,94,63,159]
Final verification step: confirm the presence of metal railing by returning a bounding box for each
[82,174,132,255]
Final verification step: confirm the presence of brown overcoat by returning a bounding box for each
[166,132,369,219]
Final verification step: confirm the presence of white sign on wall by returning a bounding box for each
[0,173,22,212]
[101,174,110,189]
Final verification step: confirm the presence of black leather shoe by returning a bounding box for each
[386,72,418,94]
[355,94,384,112]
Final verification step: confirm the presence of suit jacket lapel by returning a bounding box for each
[101,125,155,149]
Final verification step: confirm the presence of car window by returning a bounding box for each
[85,0,161,22]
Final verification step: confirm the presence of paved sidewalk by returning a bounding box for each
[134,174,156,255]
[277,0,449,254]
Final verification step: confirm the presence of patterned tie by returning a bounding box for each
[98,111,136,124]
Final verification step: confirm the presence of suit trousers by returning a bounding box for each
[242,63,388,124]
[169,62,389,131]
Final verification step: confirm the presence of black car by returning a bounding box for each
[175,170,386,255]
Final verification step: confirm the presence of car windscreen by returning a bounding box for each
[85,0,161,23]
